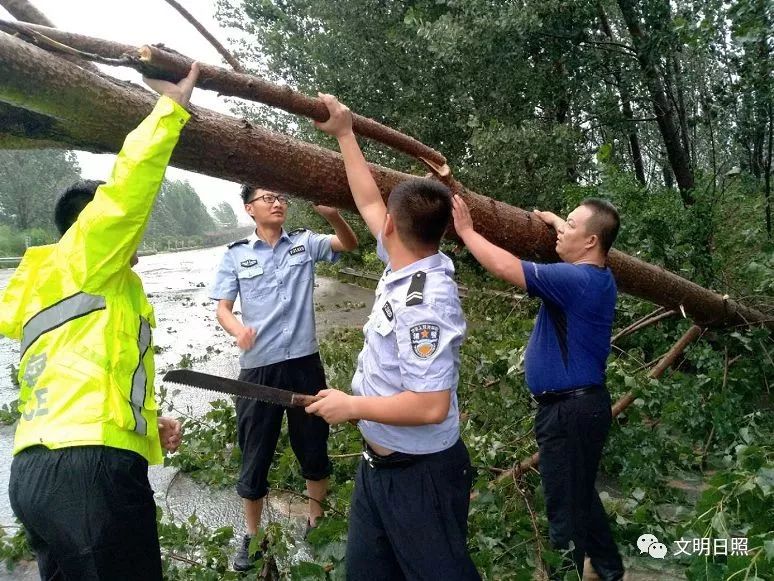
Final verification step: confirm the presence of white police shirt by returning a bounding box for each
[209,228,338,369]
[352,236,466,454]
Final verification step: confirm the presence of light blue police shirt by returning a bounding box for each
[210,228,338,369]
[352,237,466,455]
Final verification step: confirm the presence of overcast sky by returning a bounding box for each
[1,0,251,222]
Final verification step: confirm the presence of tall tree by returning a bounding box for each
[146,178,216,239]
[212,200,238,229]
[0,149,80,230]
[615,0,695,204]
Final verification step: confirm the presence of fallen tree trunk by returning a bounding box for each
[0,30,770,329]
[0,0,53,27]
[0,19,449,173]
[0,0,99,71]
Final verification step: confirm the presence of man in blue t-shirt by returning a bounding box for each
[452,196,625,581]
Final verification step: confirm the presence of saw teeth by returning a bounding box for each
[161,380,264,401]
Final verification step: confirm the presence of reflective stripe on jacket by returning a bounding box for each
[0,96,190,464]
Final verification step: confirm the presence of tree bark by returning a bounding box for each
[0,0,53,27]
[0,0,99,72]
[0,19,449,174]
[616,0,695,204]
[0,30,770,329]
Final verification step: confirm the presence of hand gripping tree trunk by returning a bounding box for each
[0,30,770,329]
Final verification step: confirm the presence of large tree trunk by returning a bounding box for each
[0,0,53,27]
[0,0,99,72]
[616,0,695,204]
[0,19,448,172]
[0,30,770,329]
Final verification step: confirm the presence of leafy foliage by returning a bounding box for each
[0,149,81,231]
[145,178,217,241]
[212,201,239,230]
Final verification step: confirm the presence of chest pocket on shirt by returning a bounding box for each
[369,309,399,369]
[372,313,394,337]
[237,265,274,299]
[287,253,313,282]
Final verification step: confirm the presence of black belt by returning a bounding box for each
[362,442,421,469]
[532,384,605,405]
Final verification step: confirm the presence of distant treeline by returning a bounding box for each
[0,149,242,256]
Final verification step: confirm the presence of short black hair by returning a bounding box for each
[581,198,620,254]
[53,180,105,236]
[240,184,256,204]
[387,179,452,251]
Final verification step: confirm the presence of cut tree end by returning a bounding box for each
[419,157,451,178]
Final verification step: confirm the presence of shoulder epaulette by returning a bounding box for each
[406,271,426,306]
[288,228,307,236]
[227,239,249,249]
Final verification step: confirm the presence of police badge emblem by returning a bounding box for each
[409,323,440,359]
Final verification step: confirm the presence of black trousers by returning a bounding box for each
[236,352,332,500]
[535,388,624,581]
[346,439,481,581]
[9,445,161,581]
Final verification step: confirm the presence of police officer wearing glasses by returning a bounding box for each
[452,196,625,581]
[210,185,357,571]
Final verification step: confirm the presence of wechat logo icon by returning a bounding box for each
[637,533,668,559]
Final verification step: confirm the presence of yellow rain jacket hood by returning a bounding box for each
[0,96,190,464]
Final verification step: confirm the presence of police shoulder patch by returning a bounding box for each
[227,238,248,249]
[288,228,307,236]
[382,301,394,321]
[406,271,426,306]
[409,323,440,359]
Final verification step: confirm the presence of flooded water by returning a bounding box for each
[0,246,374,575]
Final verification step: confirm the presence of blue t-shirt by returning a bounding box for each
[522,261,616,394]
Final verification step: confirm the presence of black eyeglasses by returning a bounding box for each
[248,194,289,205]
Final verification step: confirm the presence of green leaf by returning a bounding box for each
[290,561,327,580]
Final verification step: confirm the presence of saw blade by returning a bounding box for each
[162,369,320,408]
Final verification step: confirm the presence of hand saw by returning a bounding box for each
[162,369,321,407]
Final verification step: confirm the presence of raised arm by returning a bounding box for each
[58,64,200,290]
[452,195,527,289]
[315,93,386,239]
[313,204,358,252]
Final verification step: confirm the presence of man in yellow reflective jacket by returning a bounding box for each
[0,64,199,580]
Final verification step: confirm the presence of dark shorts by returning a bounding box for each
[346,439,481,581]
[9,445,161,581]
[236,352,332,500]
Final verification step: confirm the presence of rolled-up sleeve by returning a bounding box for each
[209,251,238,301]
[394,303,462,392]
[307,232,339,263]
